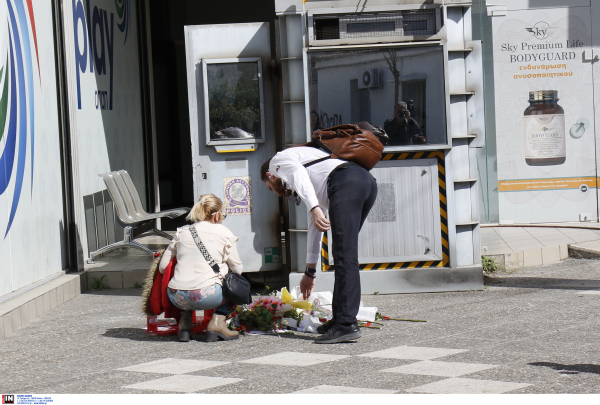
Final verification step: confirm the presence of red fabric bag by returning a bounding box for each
[161,258,181,320]
[145,255,181,321]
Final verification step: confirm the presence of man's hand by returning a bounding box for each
[300,274,316,300]
[311,206,331,231]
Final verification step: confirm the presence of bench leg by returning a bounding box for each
[88,226,155,262]
[136,228,174,241]
[128,240,155,255]
[88,240,154,262]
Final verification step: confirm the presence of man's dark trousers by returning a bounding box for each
[327,163,377,324]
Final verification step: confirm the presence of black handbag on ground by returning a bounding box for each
[188,224,252,305]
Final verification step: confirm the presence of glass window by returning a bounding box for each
[204,61,263,142]
[307,46,446,147]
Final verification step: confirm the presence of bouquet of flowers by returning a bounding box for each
[227,287,426,334]
[228,287,327,333]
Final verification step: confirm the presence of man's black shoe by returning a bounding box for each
[316,319,336,334]
[314,322,361,344]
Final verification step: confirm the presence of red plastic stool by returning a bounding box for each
[145,310,213,336]
[192,309,213,334]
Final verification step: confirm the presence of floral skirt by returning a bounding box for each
[167,283,231,314]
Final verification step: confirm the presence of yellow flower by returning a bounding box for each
[280,287,312,311]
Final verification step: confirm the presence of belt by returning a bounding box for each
[327,162,353,184]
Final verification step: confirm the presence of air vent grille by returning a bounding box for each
[313,10,436,41]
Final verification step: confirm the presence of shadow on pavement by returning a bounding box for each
[272,333,318,342]
[529,362,600,375]
[269,333,360,343]
[484,276,600,290]
[102,326,325,343]
[102,327,176,342]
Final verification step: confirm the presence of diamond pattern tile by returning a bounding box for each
[292,385,398,394]
[405,377,531,394]
[381,360,497,377]
[239,351,349,367]
[577,290,600,295]
[359,346,468,360]
[118,358,228,374]
[124,375,243,393]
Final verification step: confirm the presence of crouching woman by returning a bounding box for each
[159,193,242,342]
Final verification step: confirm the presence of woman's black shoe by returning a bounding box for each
[314,323,361,344]
[316,319,336,334]
[178,330,191,342]
[178,310,193,342]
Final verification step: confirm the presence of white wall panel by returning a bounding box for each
[455,225,474,267]
[64,0,146,258]
[465,41,485,147]
[184,23,281,272]
[0,0,65,296]
[452,139,471,181]
[449,96,468,137]
[448,53,467,94]
[446,6,465,50]
[454,182,473,224]
[358,159,442,263]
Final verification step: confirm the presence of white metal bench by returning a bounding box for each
[88,170,190,262]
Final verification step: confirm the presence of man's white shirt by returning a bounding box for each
[269,146,346,264]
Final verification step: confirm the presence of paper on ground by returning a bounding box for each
[310,292,377,321]
[299,314,322,334]
[281,318,298,328]
[310,291,333,305]
[356,307,377,322]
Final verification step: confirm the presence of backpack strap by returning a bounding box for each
[303,132,334,168]
[303,156,331,168]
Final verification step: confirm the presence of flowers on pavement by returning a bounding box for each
[228,287,329,333]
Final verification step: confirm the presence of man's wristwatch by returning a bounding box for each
[304,267,316,279]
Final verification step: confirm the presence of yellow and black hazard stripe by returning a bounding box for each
[321,235,331,271]
[321,151,449,272]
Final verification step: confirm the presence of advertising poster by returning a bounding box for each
[492,7,596,223]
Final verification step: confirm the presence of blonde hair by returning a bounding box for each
[186,193,224,222]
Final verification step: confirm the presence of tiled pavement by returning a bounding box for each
[481,225,600,269]
[481,225,600,256]
[4,228,600,394]
[3,258,600,394]
[119,347,530,394]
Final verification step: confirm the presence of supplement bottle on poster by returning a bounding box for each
[524,90,566,166]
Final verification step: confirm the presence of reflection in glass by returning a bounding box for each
[206,62,262,140]
[308,46,446,147]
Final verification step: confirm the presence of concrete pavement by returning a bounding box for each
[481,224,600,270]
[2,257,600,394]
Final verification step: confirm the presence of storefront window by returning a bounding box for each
[307,46,446,147]
[203,60,264,142]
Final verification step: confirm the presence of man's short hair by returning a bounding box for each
[260,159,272,182]
[396,102,407,110]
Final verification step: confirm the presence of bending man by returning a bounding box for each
[261,146,377,344]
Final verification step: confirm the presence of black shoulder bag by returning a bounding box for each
[188,224,252,305]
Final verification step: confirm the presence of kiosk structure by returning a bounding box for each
[184,0,484,293]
